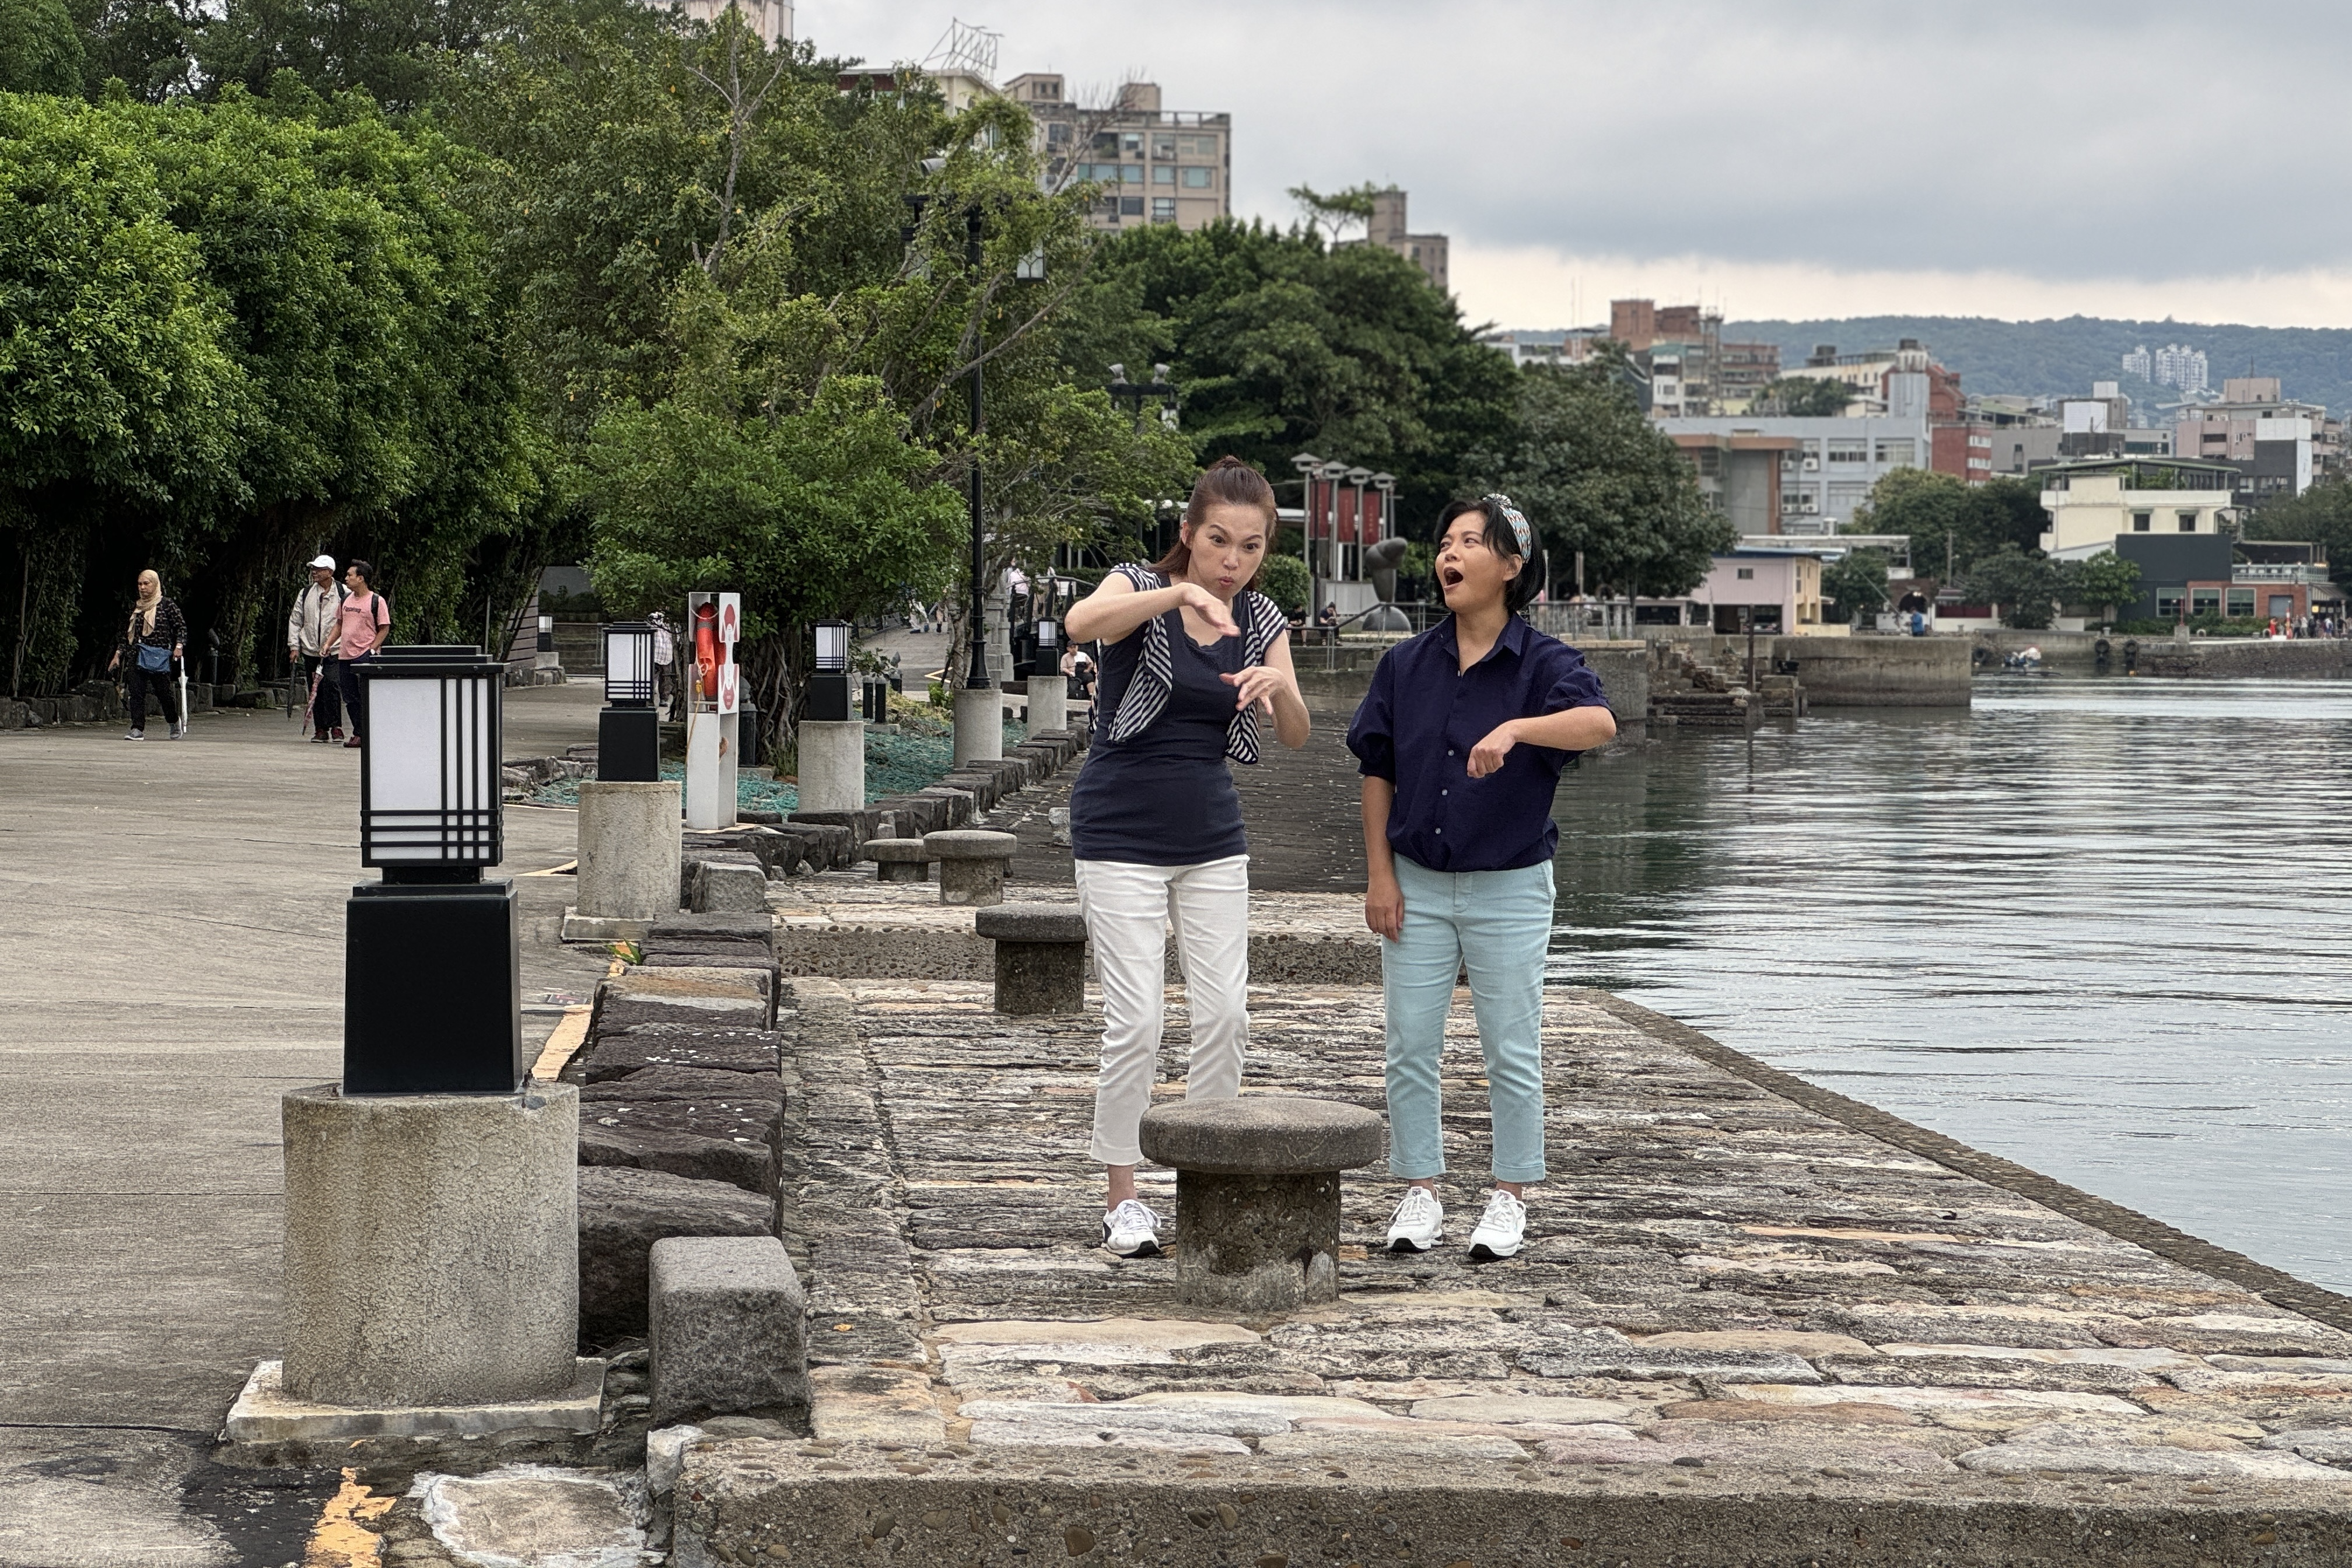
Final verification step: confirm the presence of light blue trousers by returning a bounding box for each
[1382,855,1555,1184]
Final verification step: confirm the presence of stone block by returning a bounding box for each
[575,781,682,923]
[952,685,1004,767]
[222,1359,607,1445]
[789,822,853,870]
[793,719,866,813]
[912,786,974,827]
[789,807,895,858]
[281,1084,580,1408]
[1024,674,1068,734]
[1138,1094,1385,1176]
[564,1024,783,1084]
[649,913,775,950]
[690,854,769,914]
[579,1063,783,1195]
[649,1236,810,1427]
[937,771,1002,811]
[975,903,1089,1016]
[1139,1096,1386,1314]
[593,965,771,1035]
[926,829,1017,908]
[867,838,932,884]
[873,794,947,836]
[578,1166,771,1348]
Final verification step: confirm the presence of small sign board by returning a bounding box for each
[716,659,738,715]
[718,593,741,646]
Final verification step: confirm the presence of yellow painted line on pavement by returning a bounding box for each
[305,1467,393,1567]
[531,1006,593,1082]
[519,859,579,876]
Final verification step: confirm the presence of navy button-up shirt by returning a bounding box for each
[1345,614,1608,873]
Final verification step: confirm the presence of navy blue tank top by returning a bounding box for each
[1069,611,1248,866]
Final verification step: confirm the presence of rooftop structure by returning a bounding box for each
[1357,188,1448,291]
[1004,75,1231,233]
[2032,456,2239,561]
[668,0,792,46]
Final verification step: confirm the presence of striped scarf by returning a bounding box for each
[1102,564,1287,764]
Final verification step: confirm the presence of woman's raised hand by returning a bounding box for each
[1220,664,1296,716]
[1177,583,1240,638]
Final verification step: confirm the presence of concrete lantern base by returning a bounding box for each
[222,1357,607,1444]
[281,1083,580,1409]
[952,686,1003,768]
[796,719,866,813]
[561,909,653,944]
[577,780,682,926]
[1173,1169,1342,1313]
[1025,674,1068,735]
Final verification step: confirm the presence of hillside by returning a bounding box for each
[1716,316,2352,416]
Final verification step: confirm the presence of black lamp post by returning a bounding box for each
[808,619,852,722]
[347,645,519,1096]
[1108,363,1177,425]
[597,621,659,782]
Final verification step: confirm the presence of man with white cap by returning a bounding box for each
[287,554,346,742]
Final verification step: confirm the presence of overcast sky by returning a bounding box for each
[799,0,2352,329]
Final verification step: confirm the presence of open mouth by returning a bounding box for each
[1440,568,1466,592]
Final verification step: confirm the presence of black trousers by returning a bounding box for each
[302,655,342,730]
[338,656,369,739]
[128,663,179,730]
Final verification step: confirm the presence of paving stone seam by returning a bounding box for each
[1578,988,2352,1337]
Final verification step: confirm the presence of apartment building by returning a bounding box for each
[2173,377,2324,502]
[1658,412,1934,531]
[2033,457,2238,560]
[673,0,791,46]
[1003,76,1231,233]
[1362,188,1448,290]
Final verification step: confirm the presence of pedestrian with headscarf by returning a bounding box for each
[286,554,346,743]
[108,569,188,741]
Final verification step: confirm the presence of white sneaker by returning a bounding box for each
[1384,1186,1444,1254]
[1467,1189,1528,1261]
[1101,1199,1162,1258]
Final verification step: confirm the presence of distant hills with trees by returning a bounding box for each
[1722,315,2352,417]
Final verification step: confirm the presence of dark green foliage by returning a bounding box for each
[1856,468,2051,585]
[1728,313,2352,417]
[66,0,201,101]
[1966,545,2063,630]
[1750,376,1850,416]
[0,0,85,94]
[2242,479,2352,584]
[1466,362,1729,600]
[1254,553,1308,618]
[1821,548,1891,621]
[2060,551,2142,620]
[1055,220,1518,536]
[194,0,510,111]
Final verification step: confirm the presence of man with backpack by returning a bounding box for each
[328,560,390,750]
[287,555,345,743]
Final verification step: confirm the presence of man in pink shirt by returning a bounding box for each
[327,559,390,750]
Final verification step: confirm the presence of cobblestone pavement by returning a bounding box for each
[677,974,2352,1562]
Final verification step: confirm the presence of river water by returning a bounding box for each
[1552,674,2352,1294]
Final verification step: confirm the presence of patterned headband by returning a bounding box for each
[1482,494,1533,556]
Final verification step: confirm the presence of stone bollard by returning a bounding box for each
[281,1084,581,1407]
[925,829,1017,907]
[975,903,1088,1014]
[568,780,682,943]
[867,838,933,884]
[1139,1096,1385,1314]
[649,1236,810,1427]
[1026,674,1067,735]
[953,686,1004,768]
[794,719,866,813]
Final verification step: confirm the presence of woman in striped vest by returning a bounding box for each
[1062,456,1311,1258]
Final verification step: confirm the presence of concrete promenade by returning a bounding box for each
[12,678,2352,1564]
[0,687,609,1567]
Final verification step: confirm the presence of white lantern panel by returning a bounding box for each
[816,622,849,673]
[363,674,501,864]
[603,625,656,705]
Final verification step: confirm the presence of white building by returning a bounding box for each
[671,0,791,46]
[1658,409,1933,532]
[2034,457,2238,561]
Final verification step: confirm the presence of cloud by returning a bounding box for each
[796,1,2352,323]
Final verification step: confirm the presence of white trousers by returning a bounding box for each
[1074,854,1251,1166]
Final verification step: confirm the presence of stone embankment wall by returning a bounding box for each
[1973,629,2352,679]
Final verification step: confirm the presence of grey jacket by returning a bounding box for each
[288,582,344,657]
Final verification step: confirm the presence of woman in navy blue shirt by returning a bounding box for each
[1063,457,1311,1258]
[1346,495,1616,1262]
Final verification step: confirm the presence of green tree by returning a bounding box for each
[1959,475,2049,556]
[2060,550,2142,623]
[67,0,202,101]
[1287,181,1378,244]
[1751,376,1850,416]
[1255,552,1308,618]
[1967,545,2063,630]
[1465,360,1729,603]
[2242,478,2352,585]
[1821,548,1891,622]
[1056,220,1518,536]
[1,0,86,93]
[1854,467,1972,583]
[194,0,509,111]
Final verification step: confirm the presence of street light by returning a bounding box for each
[347,644,520,1095]
[1291,453,1324,620]
[808,619,852,722]
[1107,363,1177,426]
[1317,461,1349,611]
[598,621,660,783]
[1345,466,1373,583]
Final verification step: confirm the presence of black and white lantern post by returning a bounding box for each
[807,619,852,722]
[597,621,660,782]
[347,645,521,1096]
